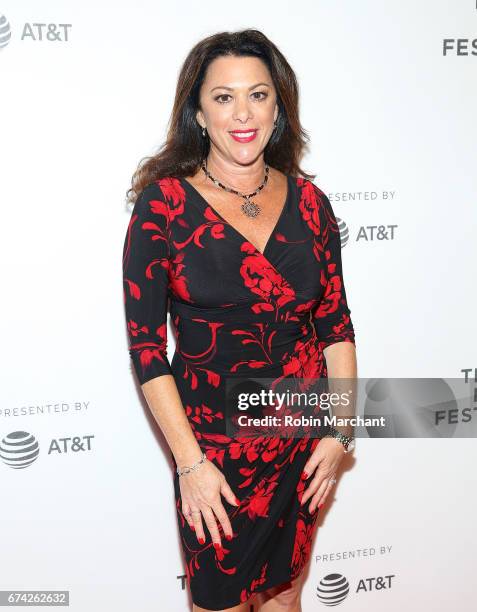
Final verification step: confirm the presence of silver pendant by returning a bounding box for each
[241,198,261,218]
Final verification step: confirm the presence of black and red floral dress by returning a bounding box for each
[122,173,356,610]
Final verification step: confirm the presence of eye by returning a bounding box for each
[214,94,232,104]
[252,91,268,100]
[214,91,269,104]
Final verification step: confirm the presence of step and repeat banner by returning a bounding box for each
[1,1,475,610]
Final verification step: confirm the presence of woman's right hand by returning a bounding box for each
[179,457,240,548]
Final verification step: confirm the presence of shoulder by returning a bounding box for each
[136,177,189,226]
[131,180,174,228]
[295,176,330,206]
[134,181,163,207]
[138,175,185,195]
[297,177,338,231]
[298,175,326,194]
[135,176,186,209]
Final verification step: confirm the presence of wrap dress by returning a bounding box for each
[122,172,356,610]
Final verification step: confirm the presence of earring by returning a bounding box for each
[273,119,277,130]
[202,126,207,137]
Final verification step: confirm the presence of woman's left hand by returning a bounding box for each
[300,436,346,513]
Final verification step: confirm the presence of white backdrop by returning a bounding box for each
[1,1,476,610]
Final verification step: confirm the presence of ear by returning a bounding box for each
[196,109,205,129]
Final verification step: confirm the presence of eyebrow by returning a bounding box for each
[210,82,271,93]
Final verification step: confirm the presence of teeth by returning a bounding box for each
[232,131,255,137]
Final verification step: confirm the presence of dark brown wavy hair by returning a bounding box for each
[126,28,315,206]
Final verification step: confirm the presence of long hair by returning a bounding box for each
[126,28,315,205]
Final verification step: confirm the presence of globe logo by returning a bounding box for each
[336,217,350,247]
[317,573,350,606]
[0,431,40,469]
[0,15,12,50]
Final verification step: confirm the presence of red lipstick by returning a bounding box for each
[229,129,258,143]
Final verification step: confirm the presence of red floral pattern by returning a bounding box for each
[122,174,356,610]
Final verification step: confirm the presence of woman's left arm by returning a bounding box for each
[323,341,357,378]
[301,186,358,513]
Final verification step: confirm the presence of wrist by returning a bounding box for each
[323,427,355,453]
[174,445,203,466]
[323,434,346,452]
[176,451,207,477]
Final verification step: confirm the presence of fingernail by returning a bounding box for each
[226,534,232,540]
[318,503,324,509]
[235,497,241,506]
[191,525,195,531]
[213,542,222,550]
[198,537,205,544]
[301,471,308,480]
[310,507,315,514]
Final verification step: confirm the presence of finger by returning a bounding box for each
[201,505,222,548]
[316,485,333,512]
[300,470,327,506]
[212,501,234,541]
[182,503,195,531]
[301,443,327,481]
[191,508,206,544]
[220,478,241,507]
[309,478,332,514]
[301,459,318,482]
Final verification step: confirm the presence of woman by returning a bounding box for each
[122,29,357,612]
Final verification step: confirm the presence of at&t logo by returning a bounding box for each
[317,572,396,606]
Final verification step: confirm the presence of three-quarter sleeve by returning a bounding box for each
[312,185,356,349]
[122,181,173,384]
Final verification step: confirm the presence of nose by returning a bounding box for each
[233,93,252,123]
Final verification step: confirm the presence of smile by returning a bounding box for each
[229,130,258,143]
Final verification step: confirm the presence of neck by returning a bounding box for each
[203,151,269,192]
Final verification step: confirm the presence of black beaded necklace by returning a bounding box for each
[200,160,270,218]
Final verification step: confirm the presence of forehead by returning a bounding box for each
[203,55,272,86]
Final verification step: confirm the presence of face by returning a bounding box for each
[196,55,279,167]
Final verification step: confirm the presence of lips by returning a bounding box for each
[229,129,258,143]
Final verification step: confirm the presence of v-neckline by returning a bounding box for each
[180,173,291,259]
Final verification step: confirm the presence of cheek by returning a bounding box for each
[257,108,276,128]
[211,107,232,128]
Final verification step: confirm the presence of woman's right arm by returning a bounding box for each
[122,182,203,466]
[122,182,238,546]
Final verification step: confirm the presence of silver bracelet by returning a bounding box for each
[323,426,355,453]
[176,452,207,477]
